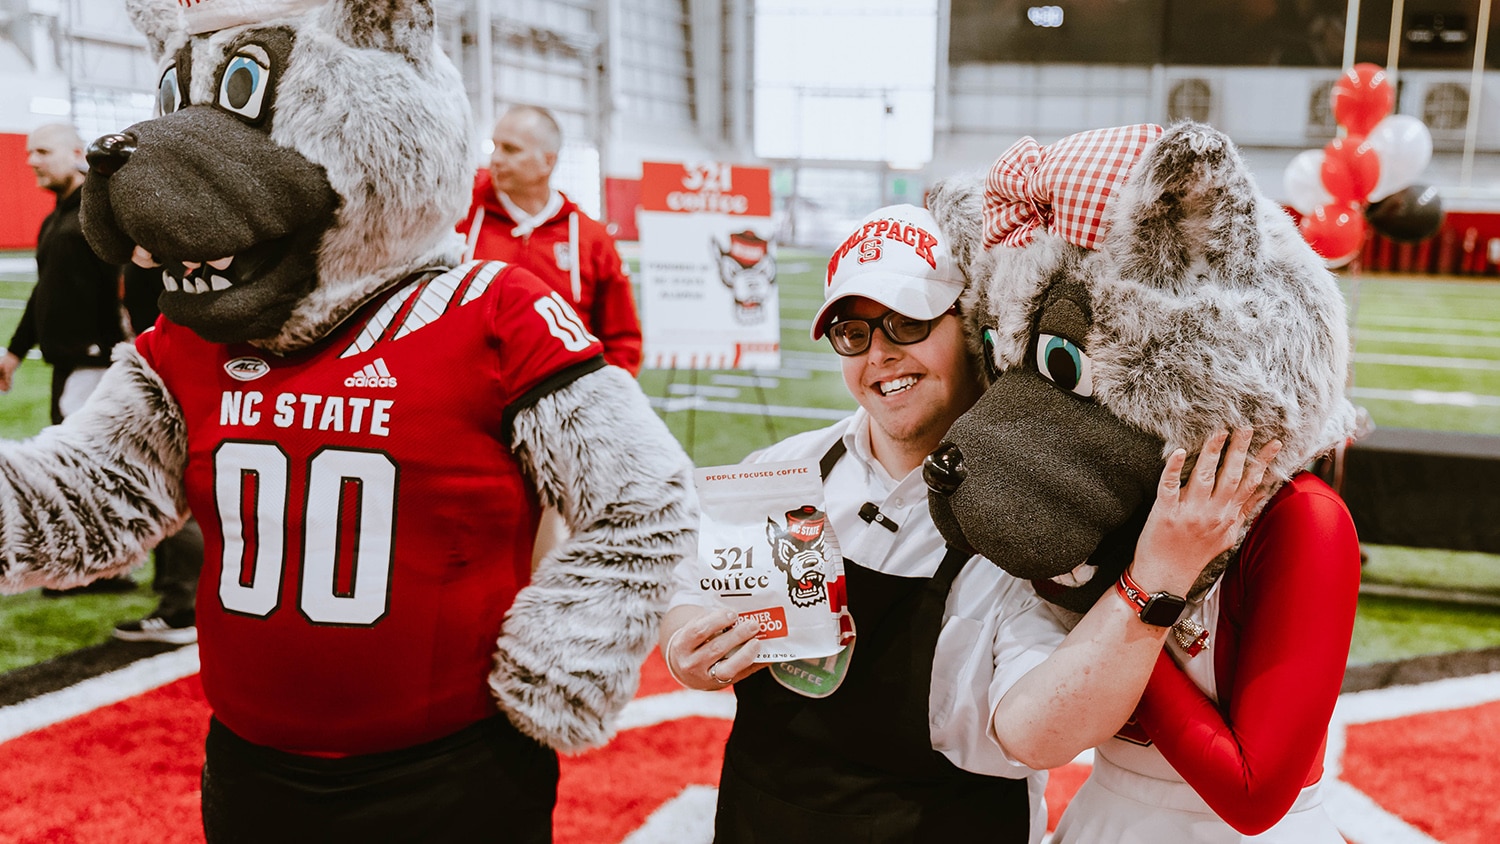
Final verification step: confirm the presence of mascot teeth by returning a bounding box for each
[880,375,918,396]
[132,246,159,268]
[163,257,236,293]
[1049,562,1097,588]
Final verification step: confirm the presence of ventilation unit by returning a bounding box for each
[1167,78,1214,124]
[1306,79,1339,136]
[1422,82,1469,132]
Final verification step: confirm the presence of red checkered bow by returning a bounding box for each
[983,124,1164,251]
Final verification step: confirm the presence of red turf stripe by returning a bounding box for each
[0,675,210,844]
[1342,698,1500,844]
[556,715,732,844]
[0,657,1096,844]
[1045,763,1091,831]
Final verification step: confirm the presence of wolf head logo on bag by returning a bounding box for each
[766,506,828,609]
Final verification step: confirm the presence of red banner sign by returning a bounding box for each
[640,161,772,217]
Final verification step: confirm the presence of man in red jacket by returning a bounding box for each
[460,105,642,375]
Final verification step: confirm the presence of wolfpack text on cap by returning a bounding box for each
[825,217,940,287]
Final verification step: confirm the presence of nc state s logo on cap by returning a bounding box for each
[857,238,882,264]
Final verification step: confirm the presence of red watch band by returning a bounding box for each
[1115,567,1151,611]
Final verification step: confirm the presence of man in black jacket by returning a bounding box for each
[2,124,126,423]
[2,123,134,597]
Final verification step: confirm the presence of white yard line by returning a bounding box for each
[1358,314,1500,332]
[1349,386,1500,407]
[1354,352,1500,371]
[616,689,735,731]
[0,646,200,742]
[620,785,717,844]
[648,395,852,420]
[1357,329,1500,349]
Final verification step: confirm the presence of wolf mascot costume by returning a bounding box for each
[923,123,1362,836]
[0,0,695,838]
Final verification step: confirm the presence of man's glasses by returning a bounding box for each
[826,310,948,356]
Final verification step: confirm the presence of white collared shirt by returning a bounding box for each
[669,408,1068,841]
[497,188,563,238]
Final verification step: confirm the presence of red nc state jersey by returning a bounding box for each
[137,261,604,755]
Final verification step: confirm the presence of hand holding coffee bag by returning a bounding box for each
[693,459,846,662]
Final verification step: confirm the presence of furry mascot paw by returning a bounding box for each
[0,0,695,758]
[925,122,1356,615]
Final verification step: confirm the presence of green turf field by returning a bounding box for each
[1,249,1498,674]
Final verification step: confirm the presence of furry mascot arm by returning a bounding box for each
[493,366,697,752]
[0,343,188,593]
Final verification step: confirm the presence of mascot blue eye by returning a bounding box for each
[218,53,271,121]
[1035,333,1094,398]
[980,327,1001,380]
[156,66,182,116]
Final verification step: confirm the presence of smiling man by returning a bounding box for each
[659,204,1067,839]
[658,202,1277,842]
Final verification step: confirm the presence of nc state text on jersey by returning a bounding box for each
[220,390,394,437]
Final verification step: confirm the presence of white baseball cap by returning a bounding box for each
[810,204,966,340]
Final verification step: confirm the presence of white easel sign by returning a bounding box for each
[638,161,779,370]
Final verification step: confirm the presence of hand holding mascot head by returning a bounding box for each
[83,0,472,353]
[924,121,1357,613]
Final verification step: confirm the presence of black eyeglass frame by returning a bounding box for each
[825,307,956,357]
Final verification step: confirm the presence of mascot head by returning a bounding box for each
[82,0,472,353]
[924,121,1357,614]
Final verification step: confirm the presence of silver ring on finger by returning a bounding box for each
[707,659,732,685]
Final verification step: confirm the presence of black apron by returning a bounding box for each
[713,441,1030,843]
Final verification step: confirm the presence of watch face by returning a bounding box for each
[1140,594,1187,627]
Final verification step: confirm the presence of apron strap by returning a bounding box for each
[819,438,847,481]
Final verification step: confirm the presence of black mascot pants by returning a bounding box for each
[201,715,558,843]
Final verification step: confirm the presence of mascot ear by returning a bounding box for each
[126,0,186,60]
[1107,121,1265,292]
[327,0,435,57]
[926,173,986,272]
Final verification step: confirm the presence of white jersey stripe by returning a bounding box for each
[339,262,506,358]
[373,359,392,378]
[339,273,431,359]
[393,268,466,341]
[459,261,503,307]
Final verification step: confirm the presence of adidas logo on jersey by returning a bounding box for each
[345,358,398,388]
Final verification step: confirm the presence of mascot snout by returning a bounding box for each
[83,107,339,344]
[926,370,1165,613]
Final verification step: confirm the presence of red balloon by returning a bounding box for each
[1331,63,1395,136]
[1299,202,1367,267]
[1320,134,1381,203]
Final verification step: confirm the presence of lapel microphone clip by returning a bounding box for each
[858,501,899,533]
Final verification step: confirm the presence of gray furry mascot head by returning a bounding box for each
[923,122,1357,614]
[83,0,471,354]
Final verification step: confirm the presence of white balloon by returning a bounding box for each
[1283,149,1332,215]
[1367,114,1433,202]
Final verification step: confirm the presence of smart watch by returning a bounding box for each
[1115,568,1187,628]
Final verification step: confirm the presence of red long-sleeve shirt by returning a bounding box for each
[459,170,642,375]
[1135,473,1361,834]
